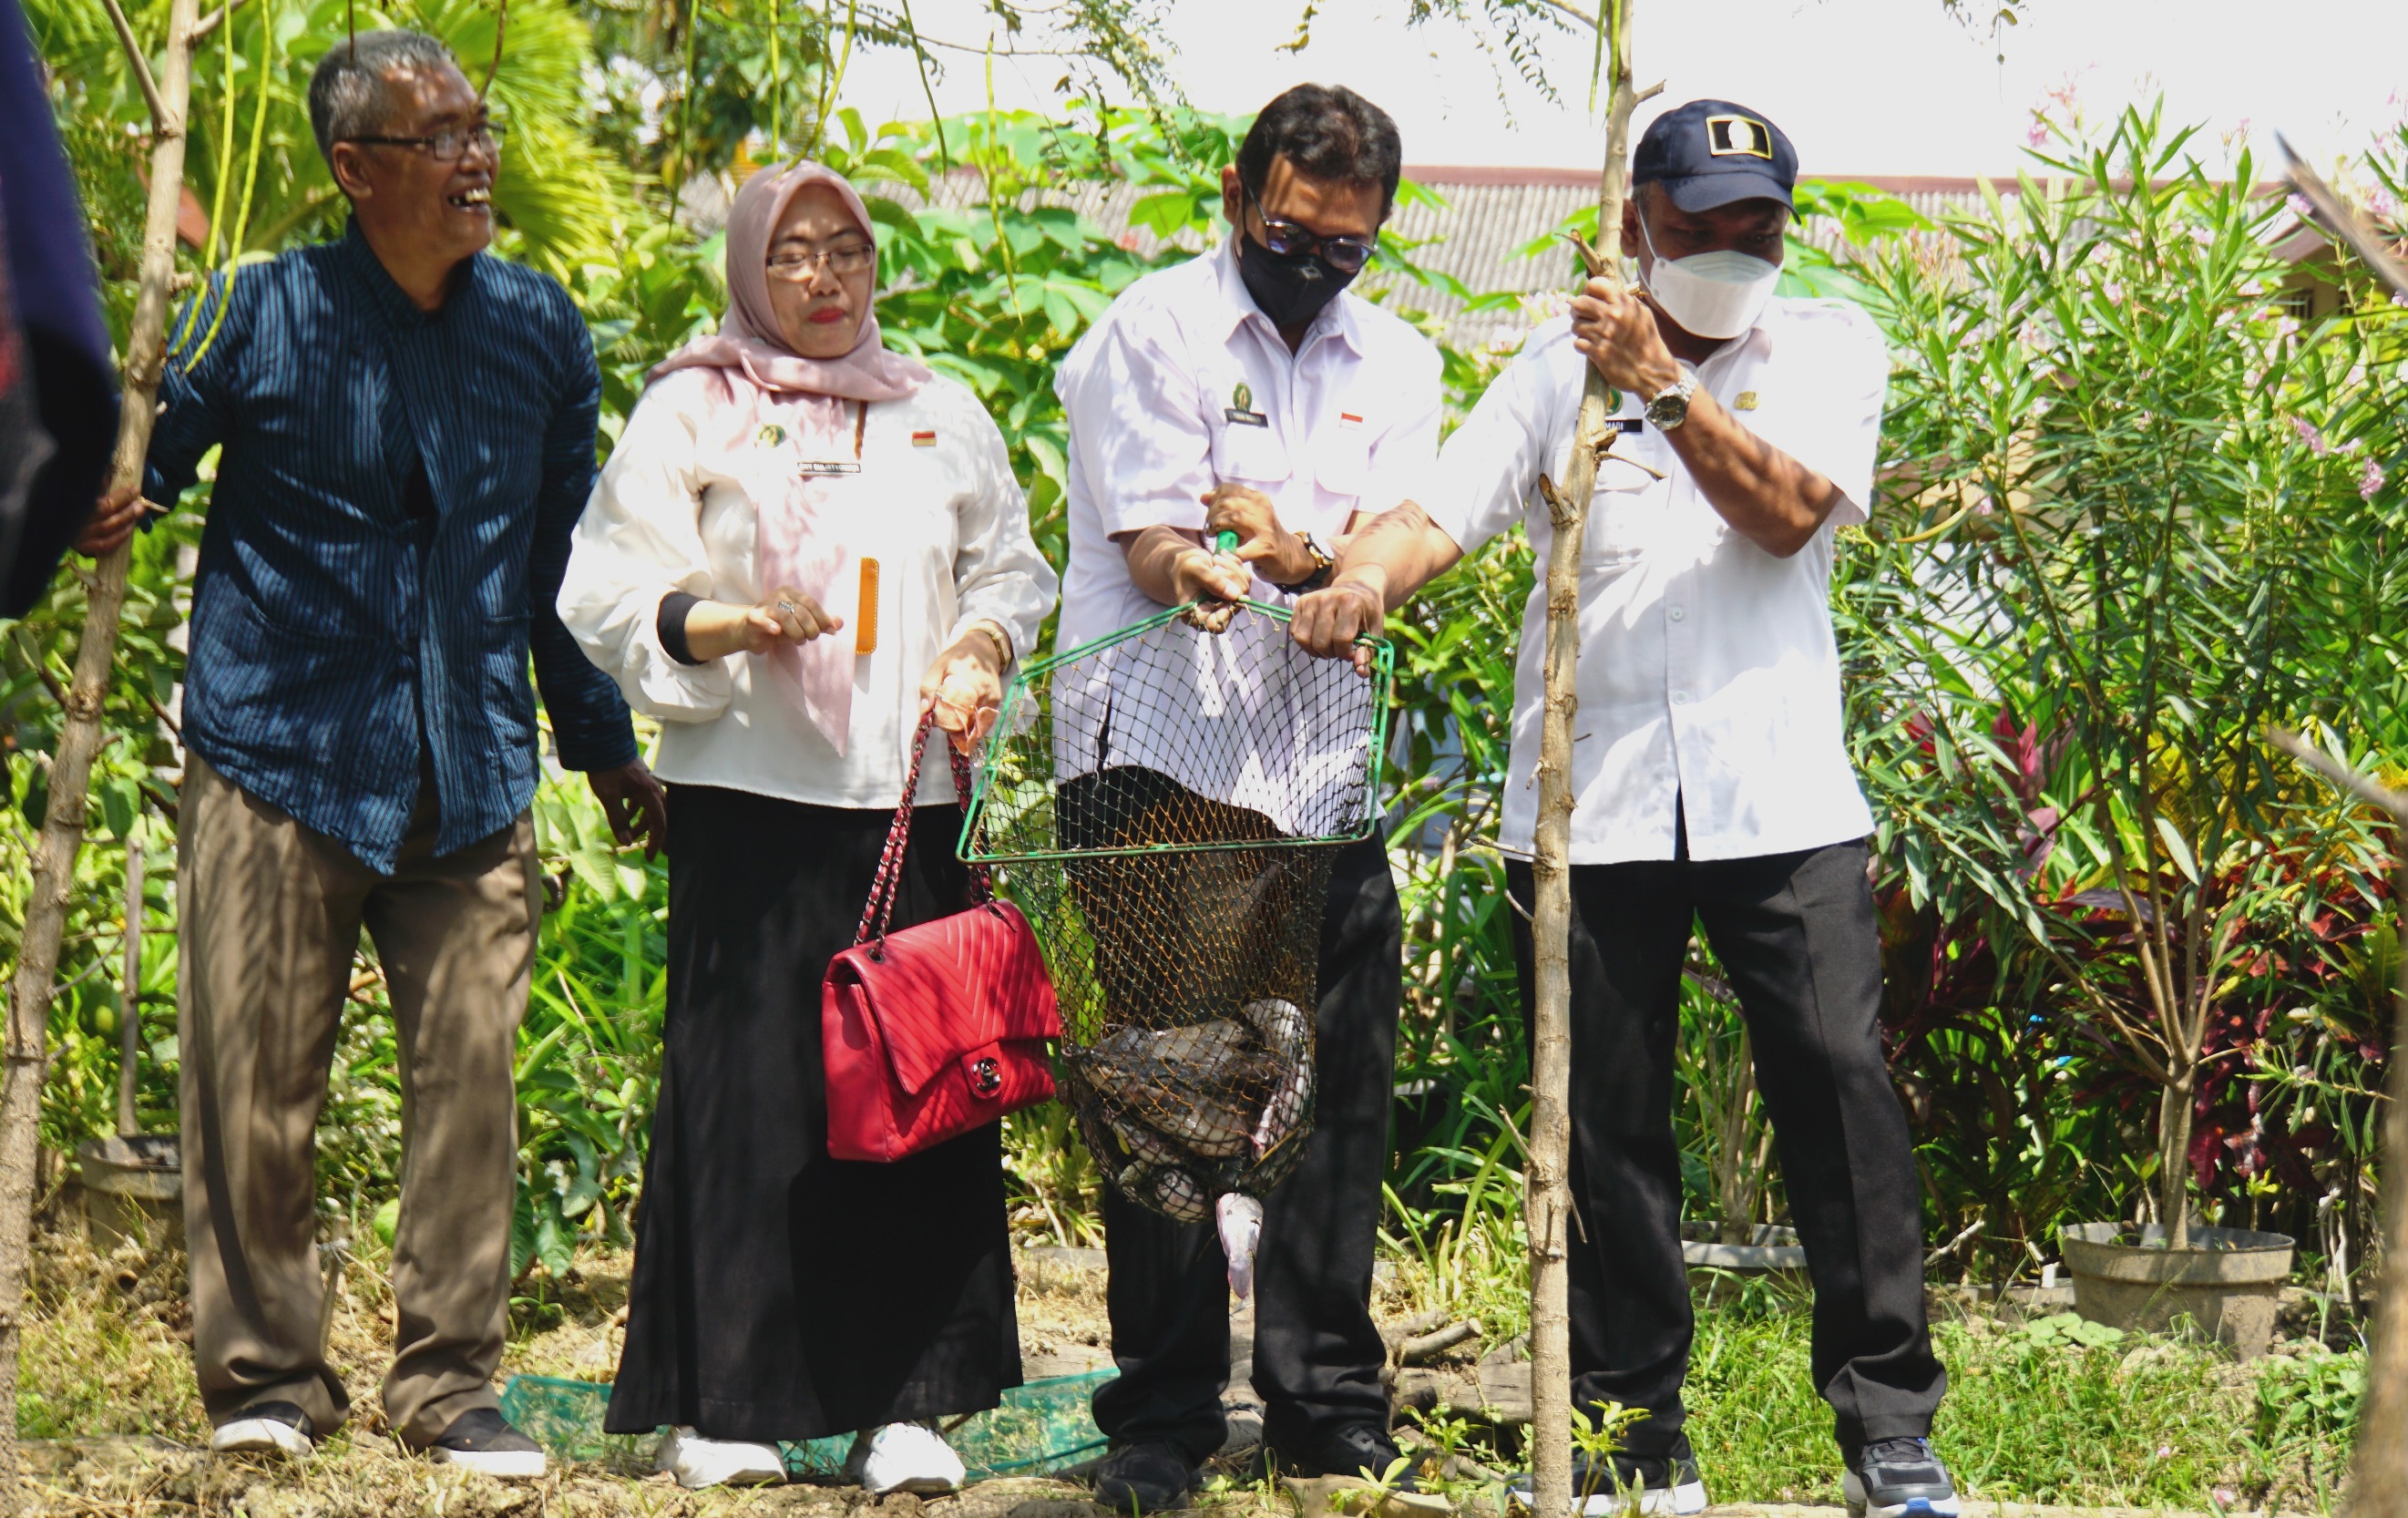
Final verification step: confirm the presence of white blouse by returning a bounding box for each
[558,367,1060,810]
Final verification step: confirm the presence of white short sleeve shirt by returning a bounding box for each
[1049,241,1441,821]
[1424,296,1889,865]
[1054,239,1443,652]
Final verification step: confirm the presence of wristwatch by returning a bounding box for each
[1274,530,1337,594]
[1644,374,1698,431]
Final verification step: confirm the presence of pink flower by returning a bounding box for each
[2363,459,2388,500]
[2293,415,2330,456]
[2025,118,2049,149]
[2290,192,2317,221]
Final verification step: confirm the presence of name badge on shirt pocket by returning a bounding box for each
[1224,380,1268,427]
[797,460,862,477]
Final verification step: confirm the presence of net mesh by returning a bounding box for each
[965,600,1390,1221]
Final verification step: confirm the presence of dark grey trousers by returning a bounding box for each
[1091,835,1402,1464]
[1507,839,1946,1456]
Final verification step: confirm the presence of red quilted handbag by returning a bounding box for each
[822,713,1061,1163]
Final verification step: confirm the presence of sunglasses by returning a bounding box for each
[1242,179,1377,276]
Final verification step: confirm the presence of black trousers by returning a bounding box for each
[1506,839,1945,1456]
[1092,834,1403,1464]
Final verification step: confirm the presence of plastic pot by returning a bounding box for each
[77,1133,181,1251]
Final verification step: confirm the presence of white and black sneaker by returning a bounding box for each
[423,1406,550,1481]
[1511,1441,1707,1515]
[1843,1437,1960,1518]
[210,1400,314,1458]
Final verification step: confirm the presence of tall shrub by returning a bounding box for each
[1852,105,2396,1246]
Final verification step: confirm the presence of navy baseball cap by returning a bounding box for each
[1633,99,1798,213]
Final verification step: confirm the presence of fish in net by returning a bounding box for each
[962,599,1390,1292]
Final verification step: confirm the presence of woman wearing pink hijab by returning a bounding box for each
[559,161,1056,1492]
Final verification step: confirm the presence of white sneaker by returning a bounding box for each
[845,1421,967,1495]
[210,1400,313,1458]
[657,1426,787,1489]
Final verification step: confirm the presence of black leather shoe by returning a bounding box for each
[1270,1421,1419,1491]
[1092,1441,1197,1513]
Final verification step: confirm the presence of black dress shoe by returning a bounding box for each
[1269,1421,1419,1491]
[1092,1441,1197,1513]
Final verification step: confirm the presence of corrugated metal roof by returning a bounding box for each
[703,166,2320,348]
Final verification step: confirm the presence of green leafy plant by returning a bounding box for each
[1850,101,2401,1246]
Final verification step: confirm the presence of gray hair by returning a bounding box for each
[308,29,460,165]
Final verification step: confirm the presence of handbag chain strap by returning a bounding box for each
[854,711,994,951]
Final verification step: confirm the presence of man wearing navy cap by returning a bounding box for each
[1292,100,1955,1517]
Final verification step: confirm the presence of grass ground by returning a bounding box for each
[14,1205,2360,1516]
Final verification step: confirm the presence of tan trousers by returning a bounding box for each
[179,754,540,1444]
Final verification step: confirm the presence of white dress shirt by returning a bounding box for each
[1053,238,1443,651]
[1425,297,1888,865]
[1048,240,1440,823]
[558,367,1059,810]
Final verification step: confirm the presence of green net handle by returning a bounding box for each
[1214,528,1239,554]
[958,599,1398,865]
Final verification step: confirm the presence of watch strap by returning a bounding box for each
[1272,530,1337,595]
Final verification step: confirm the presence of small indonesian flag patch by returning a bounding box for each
[911,429,938,446]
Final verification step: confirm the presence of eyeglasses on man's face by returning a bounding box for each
[1243,179,1378,276]
[766,241,877,281]
[343,120,505,162]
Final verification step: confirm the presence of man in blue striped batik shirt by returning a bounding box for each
[82,28,663,1481]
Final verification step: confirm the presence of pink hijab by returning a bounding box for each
[650,161,931,755]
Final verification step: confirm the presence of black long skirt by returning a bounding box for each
[605,785,1023,1441]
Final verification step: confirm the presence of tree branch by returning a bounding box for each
[97,0,168,132]
[190,0,252,43]
[2272,728,2408,821]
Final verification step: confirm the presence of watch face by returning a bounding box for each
[1646,389,1692,427]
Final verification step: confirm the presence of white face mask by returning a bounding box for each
[1635,208,1780,342]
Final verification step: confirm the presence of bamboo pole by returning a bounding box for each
[2271,731,2408,1514]
[1524,4,1645,1514]
[0,0,201,1485]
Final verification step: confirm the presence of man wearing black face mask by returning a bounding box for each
[1051,84,1441,1513]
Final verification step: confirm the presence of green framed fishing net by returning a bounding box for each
[962,599,1391,1255]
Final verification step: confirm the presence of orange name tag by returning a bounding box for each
[855,558,879,654]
